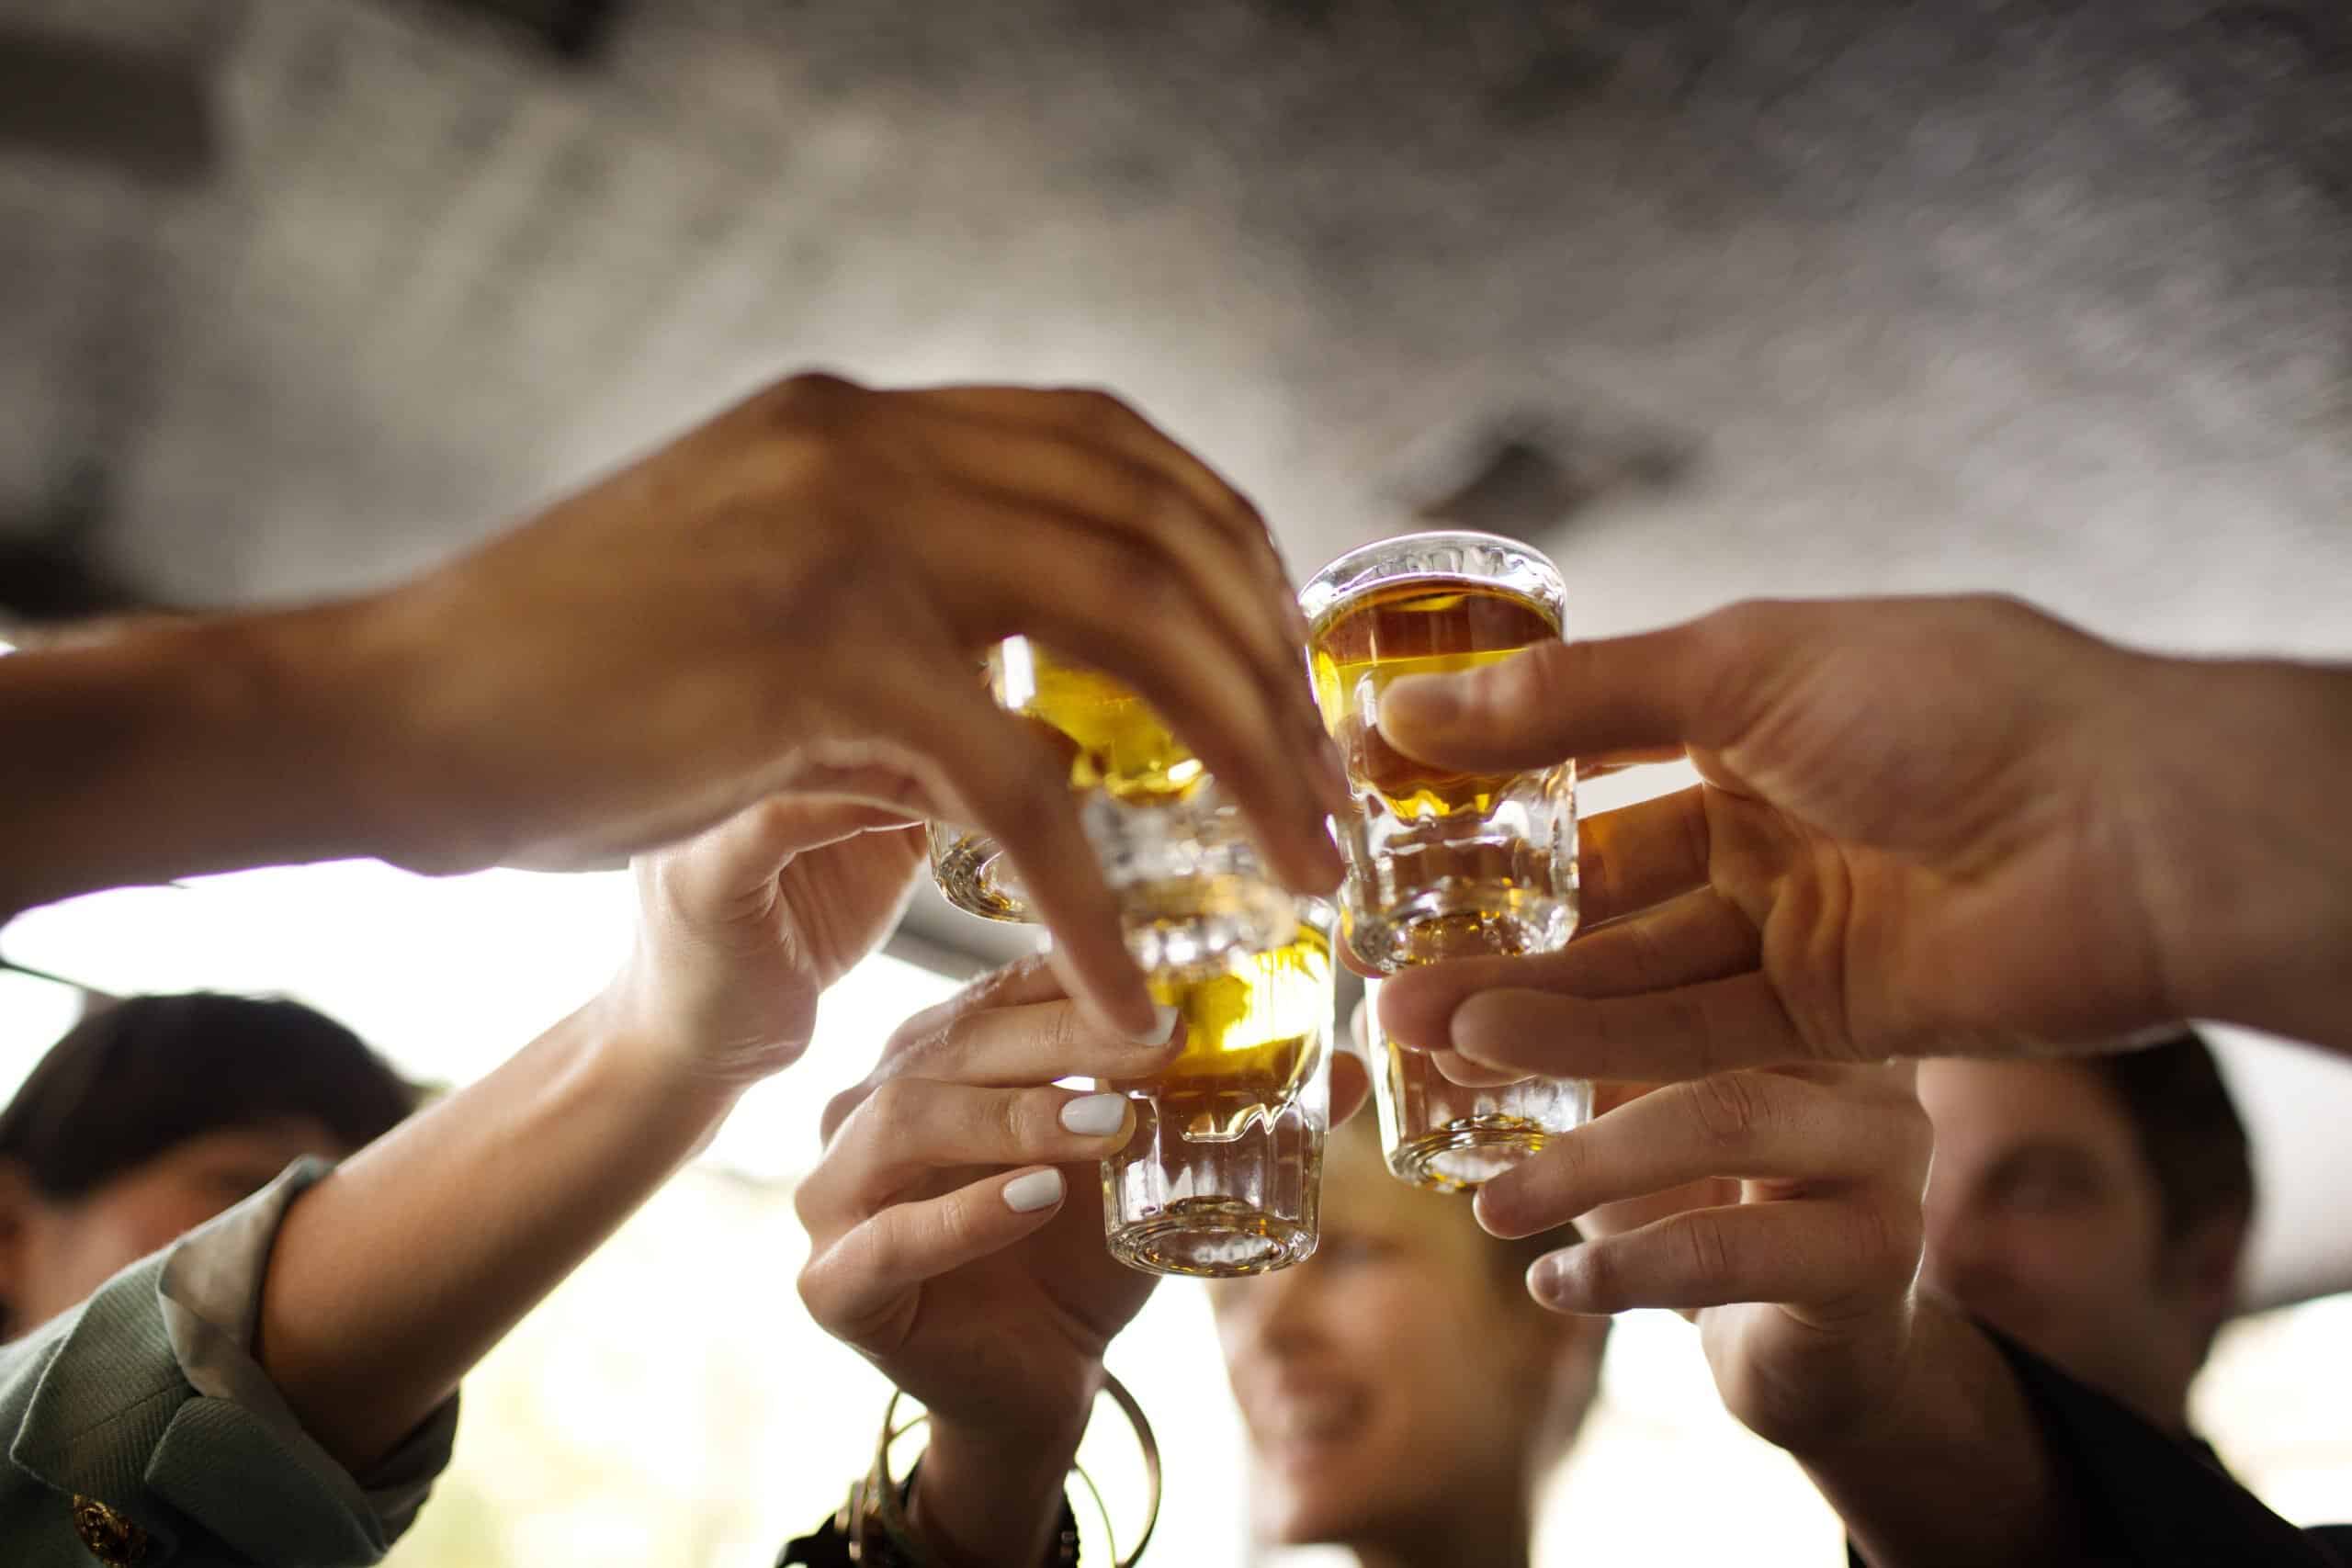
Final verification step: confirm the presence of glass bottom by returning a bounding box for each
[1347,886,1577,968]
[1386,1116,1556,1191]
[1105,1198,1319,1277]
[926,825,1031,921]
[1373,1037,1591,1193]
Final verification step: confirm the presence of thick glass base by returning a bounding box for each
[926,824,1031,922]
[1105,1199,1320,1277]
[1372,1031,1591,1193]
[1386,1117,1555,1191]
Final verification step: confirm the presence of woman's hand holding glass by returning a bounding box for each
[794,960,1180,1565]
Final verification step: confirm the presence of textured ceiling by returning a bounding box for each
[1,0,2348,1303]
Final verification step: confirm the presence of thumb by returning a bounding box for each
[638,795,919,919]
[1376,605,1792,775]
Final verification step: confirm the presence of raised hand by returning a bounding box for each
[796,958,1182,1564]
[1377,594,2352,1076]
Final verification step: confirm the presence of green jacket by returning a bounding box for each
[1,1162,457,1565]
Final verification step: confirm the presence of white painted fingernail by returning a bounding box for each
[1060,1093,1129,1137]
[1003,1168,1066,1213]
[1129,1004,1182,1046]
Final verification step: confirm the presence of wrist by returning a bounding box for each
[0,607,388,915]
[2120,653,2352,1046]
[573,984,750,1143]
[909,1407,1091,1567]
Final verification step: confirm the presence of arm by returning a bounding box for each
[254,793,926,1474]
[0,605,407,920]
[1,374,1348,1040]
[1795,1300,2096,1568]
[2129,655,2352,1054]
[252,992,735,1471]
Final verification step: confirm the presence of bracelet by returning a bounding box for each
[780,1372,1161,1568]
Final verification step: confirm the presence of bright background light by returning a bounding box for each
[2,852,2346,1563]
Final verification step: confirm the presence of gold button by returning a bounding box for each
[70,1495,150,1565]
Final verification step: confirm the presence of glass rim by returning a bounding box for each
[1296,528,1566,635]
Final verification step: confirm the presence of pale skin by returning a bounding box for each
[5,789,933,1478]
[0,373,1348,1040]
[1375,593,2352,1071]
[1361,593,2345,1562]
[797,980,1589,1568]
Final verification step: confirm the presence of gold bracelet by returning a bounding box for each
[848,1372,1162,1567]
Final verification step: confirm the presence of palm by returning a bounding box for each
[630,805,923,1081]
[1693,669,2164,1059]
[866,1165,1156,1437]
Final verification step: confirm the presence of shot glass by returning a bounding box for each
[925,823,1030,922]
[1363,977,1593,1191]
[988,636,1296,974]
[1102,900,1336,1277]
[1302,531,1586,1188]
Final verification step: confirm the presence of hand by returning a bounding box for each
[796,958,1181,1562]
[606,795,927,1086]
[1376,594,2256,1078]
[359,374,1348,1038]
[1472,1063,1932,1456]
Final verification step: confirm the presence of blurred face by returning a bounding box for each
[1917,1060,2212,1427]
[2,1118,345,1338]
[1207,1128,1600,1554]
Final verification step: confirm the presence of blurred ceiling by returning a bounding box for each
[0,0,2347,1303]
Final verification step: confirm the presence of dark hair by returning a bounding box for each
[0,992,415,1201]
[2083,1029,2256,1245]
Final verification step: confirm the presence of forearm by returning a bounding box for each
[910,1410,1090,1568]
[1795,1302,2094,1568]
[0,604,413,919]
[2129,655,2352,1053]
[255,993,740,1472]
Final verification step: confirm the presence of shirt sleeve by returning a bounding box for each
[1848,1325,2339,1568]
[3,1157,458,1566]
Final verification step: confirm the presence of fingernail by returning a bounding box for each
[1528,1249,1576,1308]
[1003,1168,1066,1213]
[1128,1004,1182,1047]
[1059,1092,1130,1137]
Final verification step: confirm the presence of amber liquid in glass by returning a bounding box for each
[1309,579,1557,817]
[994,644,1204,804]
[1135,919,1332,1140]
[1310,580,1566,961]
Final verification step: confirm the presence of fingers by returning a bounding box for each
[1377,886,1761,1057]
[799,1166,1070,1341]
[886,993,1184,1093]
[1472,1068,1927,1240]
[1580,787,1713,926]
[945,514,1344,898]
[822,956,1176,1142]
[1330,1048,1373,1128]
[1525,1195,1922,1317]
[905,386,1351,889]
[866,665,1157,1038]
[1447,972,1815,1083]
[907,393,1299,679]
[1375,605,1798,775]
[636,795,919,921]
[797,1078,1136,1235]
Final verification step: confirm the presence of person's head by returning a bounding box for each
[1207,1112,1607,1560]
[0,992,413,1339]
[1917,1031,2254,1430]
